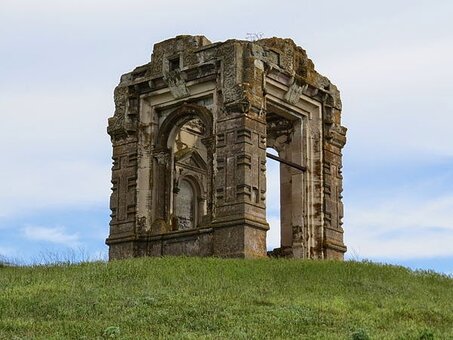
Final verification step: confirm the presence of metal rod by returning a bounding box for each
[266,152,307,172]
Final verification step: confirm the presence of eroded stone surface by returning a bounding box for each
[106,35,347,260]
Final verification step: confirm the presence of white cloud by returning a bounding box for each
[0,91,111,154]
[325,39,453,94]
[0,91,111,217]
[0,159,110,217]
[325,38,453,160]
[345,194,453,259]
[23,225,80,247]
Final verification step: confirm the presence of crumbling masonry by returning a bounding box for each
[106,35,347,260]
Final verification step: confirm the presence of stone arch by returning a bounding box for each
[157,103,213,148]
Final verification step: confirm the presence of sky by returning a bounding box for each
[1,0,452,273]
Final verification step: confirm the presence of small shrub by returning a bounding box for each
[351,328,370,340]
[419,329,434,340]
[102,326,120,338]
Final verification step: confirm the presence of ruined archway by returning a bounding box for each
[106,35,347,260]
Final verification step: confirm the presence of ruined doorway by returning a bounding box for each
[266,106,306,257]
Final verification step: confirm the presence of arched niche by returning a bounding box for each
[173,175,206,230]
[170,118,208,230]
[152,103,213,232]
[157,103,213,149]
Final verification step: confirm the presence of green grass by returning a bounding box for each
[0,257,452,339]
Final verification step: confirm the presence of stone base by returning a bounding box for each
[108,240,135,260]
[106,219,268,260]
[324,227,347,260]
[324,241,347,260]
[107,227,214,260]
[212,220,268,258]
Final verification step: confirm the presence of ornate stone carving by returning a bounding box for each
[325,123,347,148]
[163,71,190,99]
[284,78,308,105]
[154,151,170,166]
[107,86,137,141]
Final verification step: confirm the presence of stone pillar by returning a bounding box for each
[212,115,268,258]
[323,103,347,259]
[279,158,292,248]
[288,120,306,258]
[151,148,172,234]
[201,135,215,225]
[106,84,139,259]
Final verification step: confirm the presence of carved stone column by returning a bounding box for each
[151,148,171,234]
[322,103,347,259]
[201,135,215,225]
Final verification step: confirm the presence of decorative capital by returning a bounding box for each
[154,151,170,166]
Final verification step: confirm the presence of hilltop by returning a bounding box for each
[0,257,452,339]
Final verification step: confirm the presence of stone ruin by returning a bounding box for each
[106,35,347,260]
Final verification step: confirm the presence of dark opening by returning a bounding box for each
[169,56,180,71]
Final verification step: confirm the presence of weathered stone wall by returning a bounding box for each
[106,35,347,260]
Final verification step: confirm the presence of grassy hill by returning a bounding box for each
[0,257,452,339]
